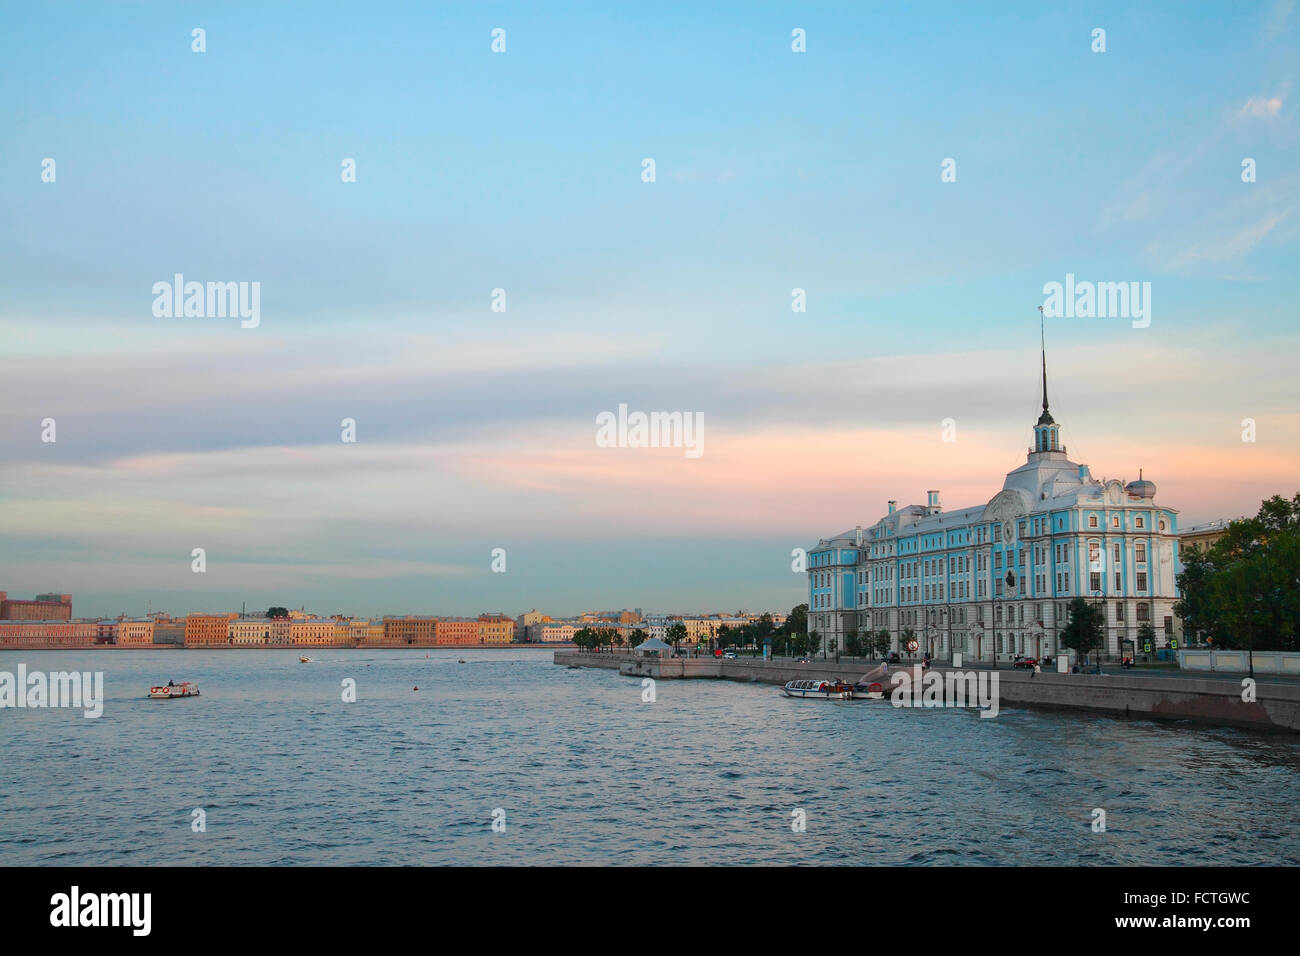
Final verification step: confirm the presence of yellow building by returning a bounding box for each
[116,619,155,646]
[477,613,514,644]
[229,619,272,646]
[290,618,336,646]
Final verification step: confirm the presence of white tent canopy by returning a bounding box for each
[634,637,673,655]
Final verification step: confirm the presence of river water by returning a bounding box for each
[1,648,1297,865]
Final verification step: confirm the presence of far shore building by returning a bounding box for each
[435,618,479,645]
[515,610,546,641]
[185,613,237,646]
[230,618,273,646]
[806,338,1181,664]
[530,622,578,643]
[290,618,336,646]
[153,621,186,645]
[0,620,97,647]
[0,591,72,621]
[269,616,292,646]
[383,616,437,645]
[116,619,156,646]
[477,613,514,644]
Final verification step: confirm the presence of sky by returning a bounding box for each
[1,1,1297,619]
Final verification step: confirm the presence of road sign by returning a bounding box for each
[906,639,919,653]
[1143,642,1151,653]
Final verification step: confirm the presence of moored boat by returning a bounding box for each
[850,681,886,699]
[783,679,852,700]
[149,681,200,699]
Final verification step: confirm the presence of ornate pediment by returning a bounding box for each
[982,488,1030,525]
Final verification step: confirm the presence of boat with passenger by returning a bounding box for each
[783,679,853,700]
[149,680,200,699]
[299,656,312,663]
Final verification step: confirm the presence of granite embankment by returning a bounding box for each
[553,650,1300,733]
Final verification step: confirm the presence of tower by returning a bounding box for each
[1032,307,1063,456]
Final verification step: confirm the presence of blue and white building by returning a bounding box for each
[806,346,1180,663]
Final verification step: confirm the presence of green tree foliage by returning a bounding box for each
[1174,493,1300,652]
[1060,596,1104,666]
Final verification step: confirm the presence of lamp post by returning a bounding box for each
[1093,590,1104,672]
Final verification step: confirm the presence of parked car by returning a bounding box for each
[1012,657,1039,669]
[795,657,812,664]
[722,651,737,659]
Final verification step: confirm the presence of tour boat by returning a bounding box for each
[850,682,886,700]
[149,681,200,699]
[299,656,312,663]
[783,679,853,700]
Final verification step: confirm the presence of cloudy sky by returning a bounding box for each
[2,1,1297,619]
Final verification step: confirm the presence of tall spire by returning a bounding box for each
[1039,305,1049,415]
[1036,306,1055,427]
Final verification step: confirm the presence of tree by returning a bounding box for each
[1174,493,1300,657]
[843,628,861,658]
[786,603,808,638]
[806,629,822,659]
[827,637,839,662]
[666,621,687,654]
[628,628,648,649]
[1136,622,1157,657]
[874,630,892,658]
[1060,596,1104,668]
[900,627,917,661]
[266,607,289,619]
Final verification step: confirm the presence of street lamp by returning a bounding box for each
[1093,590,1105,672]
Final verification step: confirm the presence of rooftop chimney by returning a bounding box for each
[887,500,897,515]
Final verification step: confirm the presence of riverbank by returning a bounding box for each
[554,650,1300,733]
[0,642,573,651]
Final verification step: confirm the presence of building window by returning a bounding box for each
[1136,572,1147,591]
[1135,543,1146,562]
[1090,572,1101,592]
[1115,602,1125,621]
[1088,515,1098,528]
[1137,603,1150,622]
[1136,517,1145,529]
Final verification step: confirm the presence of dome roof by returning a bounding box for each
[1125,469,1156,499]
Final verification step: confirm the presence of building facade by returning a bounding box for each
[806,356,1180,663]
[117,619,156,646]
[0,591,72,620]
[229,618,273,646]
[185,613,235,646]
[477,613,514,644]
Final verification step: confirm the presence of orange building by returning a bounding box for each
[435,618,479,645]
[185,613,235,646]
[0,620,96,647]
[0,591,72,620]
[477,613,514,644]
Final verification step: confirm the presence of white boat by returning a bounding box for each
[299,656,312,663]
[850,682,887,699]
[149,681,200,699]
[783,679,852,700]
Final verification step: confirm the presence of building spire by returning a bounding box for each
[1039,305,1049,415]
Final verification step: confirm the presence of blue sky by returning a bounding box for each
[1,1,1296,618]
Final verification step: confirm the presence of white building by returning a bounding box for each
[806,346,1180,663]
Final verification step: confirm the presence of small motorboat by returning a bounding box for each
[149,681,200,699]
[850,681,886,699]
[783,679,852,700]
[299,656,312,663]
